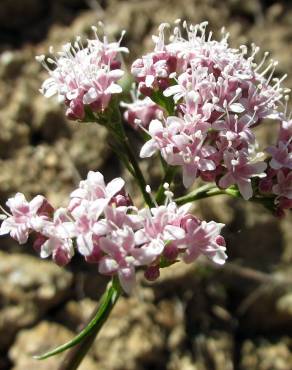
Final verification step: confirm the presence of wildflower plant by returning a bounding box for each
[0,20,291,370]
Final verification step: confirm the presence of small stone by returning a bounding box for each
[0,251,72,349]
[9,321,97,370]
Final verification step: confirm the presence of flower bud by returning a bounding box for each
[144,265,160,281]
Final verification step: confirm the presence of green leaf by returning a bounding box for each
[34,279,121,360]
[151,90,175,115]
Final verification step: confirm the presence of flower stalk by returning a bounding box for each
[175,183,276,213]
[106,103,155,208]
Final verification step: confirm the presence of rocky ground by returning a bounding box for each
[0,0,292,369]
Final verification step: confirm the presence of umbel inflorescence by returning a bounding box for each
[132,21,291,202]
[0,21,291,295]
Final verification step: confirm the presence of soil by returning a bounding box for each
[0,1,292,369]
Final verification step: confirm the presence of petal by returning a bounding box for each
[140,140,158,158]
[99,237,119,257]
[29,195,45,213]
[98,256,118,275]
[40,239,55,258]
[218,173,234,189]
[237,179,253,200]
[93,219,109,235]
[106,178,125,198]
[182,166,197,188]
[145,75,155,87]
[105,83,122,94]
[118,266,136,294]
[0,218,13,235]
[148,119,163,135]
[229,103,245,113]
[163,85,182,97]
[83,87,98,104]
[164,225,185,240]
[77,233,93,256]
[210,248,228,265]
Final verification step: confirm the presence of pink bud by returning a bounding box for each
[110,191,133,207]
[144,265,160,281]
[166,55,177,73]
[157,78,169,90]
[200,170,217,182]
[110,60,121,70]
[139,83,153,97]
[33,233,47,253]
[53,247,71,266]
[278,197,292,210]
[215,235,226,247]
[180,214,201,231]
[163,243,179,261]
[259,178,273,193]
[37,199,54,218]
[85,237,103,263]
[66,100,85,120]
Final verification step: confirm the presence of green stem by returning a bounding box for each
[108,106,154,208]
[34,278,121,370]
[175,183,276,212]
[175,183,232,205]
[122,136,155,207]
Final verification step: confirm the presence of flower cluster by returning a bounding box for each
[36,26,128,120]
[260,116,292,215]
[0,171,226,293]
[130,21,290,201]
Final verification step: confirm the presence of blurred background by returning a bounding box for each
[0,0,292,369]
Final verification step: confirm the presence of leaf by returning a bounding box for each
[151,90,175,115]
[34,278,121,360]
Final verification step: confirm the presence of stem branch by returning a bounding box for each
[175,183,275,211]
[108,106,154,207]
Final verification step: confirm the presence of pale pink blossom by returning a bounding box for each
[219,150,267,200]
[272,170,292,200]
[140,117,216,187]
[266,141,292,170]
[68,171,125,212]
[181,217,227,265]
[0,193,46,244]
[98,226,138,294]
[37,28,128,119]
[34,208,75,266]
[121,96,163,129]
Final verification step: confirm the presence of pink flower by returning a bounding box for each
[121,96,163,129]
[135,21,287,192]
[140,117,216,187]
[181,217,227,265]
[279,119,292,143]
[98,226,138,294]
[131,23,177,94]
[71,199,108,256]
[68,171,125,212]
[0,193,45,244]
[37,28,128,119]
[213,114,255,149]
[272,170,292,200]
[266,141,292,170]
[0,169,229,293]
[219,150,267,200]
[133,202,188,264]
[33,208,75,266]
